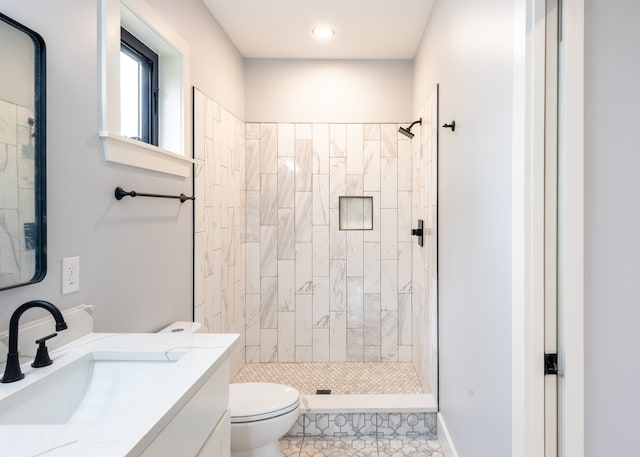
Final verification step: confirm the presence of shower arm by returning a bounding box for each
[407,119,422,131]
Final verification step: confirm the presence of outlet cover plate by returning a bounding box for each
[62,256,80,295]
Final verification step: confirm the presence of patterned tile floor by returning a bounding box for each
[233,362,424,395]
[280,436,444,456]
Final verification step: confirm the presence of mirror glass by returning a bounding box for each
[0,13,46,291]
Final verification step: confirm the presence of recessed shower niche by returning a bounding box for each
[338,196,373,231]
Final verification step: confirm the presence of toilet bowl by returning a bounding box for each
[159,322,299,457]
[229,382,300,457]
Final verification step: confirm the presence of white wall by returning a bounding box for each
[413,1,514,456]
[0,0,244,333]
[245,59,413,123]
[584,1,640,455]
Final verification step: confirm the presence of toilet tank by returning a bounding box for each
[158,321,202,334]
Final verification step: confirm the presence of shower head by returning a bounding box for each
[398,126,414,139]
[398,118,422,139]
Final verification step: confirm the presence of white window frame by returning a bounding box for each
[98,0,193,177]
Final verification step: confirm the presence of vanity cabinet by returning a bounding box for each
[141,358,231,457]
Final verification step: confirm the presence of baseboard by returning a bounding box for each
[437,413,459,457]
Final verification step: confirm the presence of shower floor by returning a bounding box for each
[232,362,424,395]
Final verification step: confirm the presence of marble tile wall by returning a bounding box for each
[412,87,439,396]
[0,98,36,289]
[193,88,246,377]
[245,123,412,363]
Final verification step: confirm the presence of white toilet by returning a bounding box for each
[159,322,299,457]
[229,382,300,457]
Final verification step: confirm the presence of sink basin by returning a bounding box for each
[0,350,184,425]
[0,332,238,457]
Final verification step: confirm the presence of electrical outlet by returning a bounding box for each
[62,256,80,295]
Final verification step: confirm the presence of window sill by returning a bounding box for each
[99,131,193,177]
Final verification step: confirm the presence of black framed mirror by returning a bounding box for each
[0,12,46,291]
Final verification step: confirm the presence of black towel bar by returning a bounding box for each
[114,187,195,203]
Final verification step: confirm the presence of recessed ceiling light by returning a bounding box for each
[312,27,335,39]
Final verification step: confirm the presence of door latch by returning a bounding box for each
[544,353,558,375]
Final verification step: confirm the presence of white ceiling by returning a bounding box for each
[201,0,435,60]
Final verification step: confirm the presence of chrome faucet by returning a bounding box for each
[1,300,68,383]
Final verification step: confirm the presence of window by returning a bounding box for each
[120,27,158,146]
[98,0,192,177]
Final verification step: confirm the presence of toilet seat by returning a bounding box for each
[229,382,300,423]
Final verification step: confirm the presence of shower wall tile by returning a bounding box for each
[295,191,313,242]
[260,225,277,277]
[246,123,260,139]
[399,293,412,346]
[364,294,381,346]
[278,312,295,362]
[346,175,364,196]
[330,311,347,362]
[194,161,205,233]
[245,139,260,191]
[261,277,277,329]
[363,191,381,243]
[330,260,347,311]
[330,124,347,157]
[329,208,347,259]
[399,345,412,362]
[245,122,413,364]
[295,140,313,191]
[295,243,313,294]
[278,157,295,208]
[278,260,295,311]
[278,123,295,156]
[296,346,313,362]
[296,295,313,346]
[296,123,313,140]
[246,346,260,363]
[278,208,295,259]
[246,294,260,346]
[246,242,260,294]
[381,310,399,362]
[329,158,347,209]
[313,124,330,174]
[364,123,381,140]
[346,124,363,175]
[261,123,277,173]
[364,242,381,294]
[346,277,364,329]
[398,140,412,191]
[313,329,330,362]
[381,209,398,259]
[398,192,412,242]
[347,328,364,362]
[313,226,330,276]
[398,243,412,293]
[381,260,398,311]
[381,124,398,158]
[346,231,364,277]
[381,158,398,208]
[364,140,381,191]
[194,90,245,376]
[260,174,278,225]
[260,329,278,362]
[313,174,330,225]
[364,346,381,362]
[246,191,260,242]
[313,276,331,329]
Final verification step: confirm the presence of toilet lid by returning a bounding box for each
[229,383,300,423]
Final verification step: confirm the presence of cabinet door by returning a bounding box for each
[197,410,230,457]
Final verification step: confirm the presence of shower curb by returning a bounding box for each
[286,411,437,439]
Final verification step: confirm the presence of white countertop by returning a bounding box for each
[0,332,239,457]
